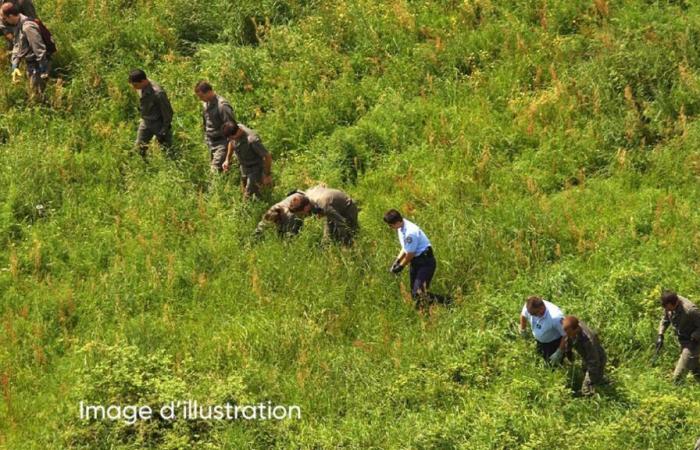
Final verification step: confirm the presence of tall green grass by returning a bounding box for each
[1,0,700,448]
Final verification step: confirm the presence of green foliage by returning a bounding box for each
[2,0,700,448]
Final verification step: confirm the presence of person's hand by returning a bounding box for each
[519,328,529,339]
[390,262,404,274]
[549,348,564,365]
[11,68,22,83]
[222,160,230,172]
[262,174,272,186]
[38,61,49,79]
[656,334,664,351]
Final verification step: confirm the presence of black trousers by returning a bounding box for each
[409,249,436,298]
[536,336,562,359]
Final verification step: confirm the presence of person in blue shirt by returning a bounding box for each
[519,296,567,364]
[384,209,448,309]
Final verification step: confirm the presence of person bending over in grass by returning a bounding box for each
[384,209,450,310]
[519,296,567,365]
[656,290,700,383]
[3,2,48,94]
[563,315,607,396]
[221,122,272,199]
[288,186,358,246]
[254,191,304,238]
[1,0,36,48]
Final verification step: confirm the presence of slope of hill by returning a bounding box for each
[1,0,700,448]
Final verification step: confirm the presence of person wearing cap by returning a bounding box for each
[562,315,607,396]
[519,296,567,365]
[288,186,358,245]
[656,290,700,383]
[221,121,272,199]
[384,209,448,309]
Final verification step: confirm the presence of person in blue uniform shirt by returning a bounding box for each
[384,209,448,309]
[519,296,567,364]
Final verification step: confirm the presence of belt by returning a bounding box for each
[413,246,434,260]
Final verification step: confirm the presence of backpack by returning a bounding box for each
[28,19,57,56]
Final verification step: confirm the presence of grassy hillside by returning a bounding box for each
[1,0,700,448]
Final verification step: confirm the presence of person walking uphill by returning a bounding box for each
[288,186,358,245]
[384,209,449,309]
[128,69,174,158]
[656,290,700,383]
[563,316,607,396]
[2,2,50,95]
[519,296,567,365]
[221,122,272,199]
[194,81,236,172]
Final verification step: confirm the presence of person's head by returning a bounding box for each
[660,290,680,312]
[128,69,149,90]
[264,206,284,224]
[194,80,216,102]
[526,296,546,317]
[383,209,404,230]
[288,194,312,216]
[562,315,581,339]
[222,122,243,141]
[1,3,20,25]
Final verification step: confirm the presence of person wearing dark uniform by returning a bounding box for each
[128,69,174,158]
[194,81,235,172]
[222,122,272,199]
[563,316,607,396]
[288,186,358,245]
[255,192,303,237]
[3,2,47,94]
[656,290,700,383]
[384,209,447,309]
[1,0,36,47]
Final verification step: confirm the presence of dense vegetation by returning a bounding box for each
[1,0,700,448]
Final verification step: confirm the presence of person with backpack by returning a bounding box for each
[2,2,53,94]
[194,81,236,173]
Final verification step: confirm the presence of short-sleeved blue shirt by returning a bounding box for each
[398,219,431,255]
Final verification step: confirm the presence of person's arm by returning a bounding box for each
[251,139,272,184]
[262,154,273,185]
[322,206,349,229]
[157,91,174,134]
[222,140,236,172]
[400,252,415,266]
[519,315,528,332]
[10,27,21,70]
[658,311,670,336]
[690,309,700,342]
[553,316,567,350]
[582,340,604,384]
